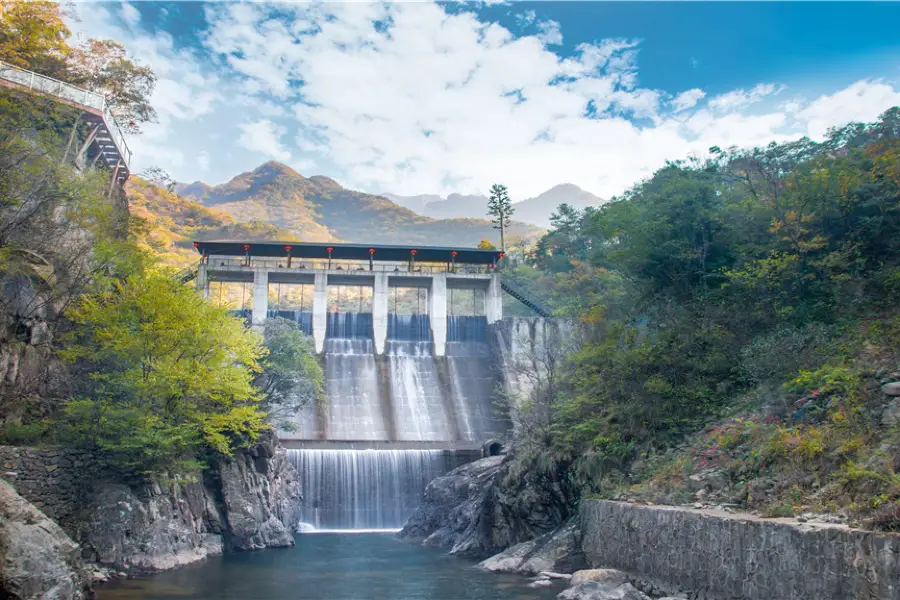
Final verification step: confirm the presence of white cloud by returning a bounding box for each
[238,120,291,161]
[197,151,210,171]
[798,80,900,138]
[536,19,562,46]
[68,2,900,200]
[709,83,783,112]
[671,88,706,112]
[120,3,140,27]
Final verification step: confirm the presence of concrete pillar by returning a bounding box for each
[251,269,268,326]
[486,273,503,324]
[430,274,447,356]
[313,271,328,353]
[373,272,389,354]
[196,263,209,299]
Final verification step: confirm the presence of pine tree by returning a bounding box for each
[487,183,514,252]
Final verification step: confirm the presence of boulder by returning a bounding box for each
[570,569,629,587]
[479,520,586,575]
[557,582,650,600]
[0,480,92,600]
[881,382,900,396]
[400,451,576,559]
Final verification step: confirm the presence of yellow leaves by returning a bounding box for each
[0,1,71,69]
[196,406,267,455]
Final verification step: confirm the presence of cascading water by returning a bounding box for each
[321,313,387,440]
[285,313,510,531]
[445,316,506,440]
[287,449,446,531]
[386,314,453,441]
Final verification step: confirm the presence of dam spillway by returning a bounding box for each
[194,242,529,531]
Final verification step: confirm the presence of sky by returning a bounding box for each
[70,1,900,200]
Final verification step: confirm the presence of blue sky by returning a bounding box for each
[72,1,900,199]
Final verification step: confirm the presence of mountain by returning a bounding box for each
[383,184,604,228]
[380,193,443,214]
[128,177,299,268]
[175,162,541,246]
[511,183,604,228]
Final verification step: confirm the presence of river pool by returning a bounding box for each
[96,533,561,600]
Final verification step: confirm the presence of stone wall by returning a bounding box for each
[0,446,103,526]
[581,500,900,600]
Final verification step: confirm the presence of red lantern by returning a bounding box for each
[410,249,417,256]
[369,248,375,255]
[243,244,250,252]
[326,247,334,253]
[451,251,458,257]
[284,245,293,252]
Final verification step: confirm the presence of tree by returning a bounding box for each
[477,238,497,251]
[0,1,71,77]
[255,317,324,431]
[58,272,268,476]
[68,39,157,130]
[487,183,514,252]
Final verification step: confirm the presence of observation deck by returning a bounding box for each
[0,60,131,184]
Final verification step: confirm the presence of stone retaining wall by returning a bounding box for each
[0,446,104,526]
[580,500,900,600]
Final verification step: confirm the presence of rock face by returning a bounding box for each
[0,480,91,600]
[478,520,586,575]
[1,432,302,576]
[217,435,300,550]
[80,483,225,573]
[399,453,574,559]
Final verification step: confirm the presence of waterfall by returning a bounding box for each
[444,316,505,441]
[323,338,388,440]
[326,312,373,339]
[387,313,432,341]
[288,449,446,531]
[387,340,453,441]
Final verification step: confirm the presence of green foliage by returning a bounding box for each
[519,108,900,501]
[57,271,268,477]
[487,183,514,251]
[256,317,324,431]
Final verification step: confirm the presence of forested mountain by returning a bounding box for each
[175,162,541,246]
[383,183,603,228]
[127,177,299,268]
[506,107,900,526]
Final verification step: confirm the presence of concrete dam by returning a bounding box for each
[194,241,552,531]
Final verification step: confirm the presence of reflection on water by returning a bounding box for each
[97,534,559,600]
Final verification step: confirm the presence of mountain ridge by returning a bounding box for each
[382,183,603,228]
[174,162,541,247]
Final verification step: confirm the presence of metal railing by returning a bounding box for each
[204,257,496,275]
[0,60,132,166]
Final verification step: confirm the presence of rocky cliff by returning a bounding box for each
[1,432,302,580]
[399,452,575,559]
[0,480,92,600]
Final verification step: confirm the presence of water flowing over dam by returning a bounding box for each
[285,315,507,530]
[195,241,555,531]
[286,449,448,531]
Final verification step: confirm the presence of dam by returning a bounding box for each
[193,241,546,531]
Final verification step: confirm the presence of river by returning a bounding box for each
[96,533,559,600]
